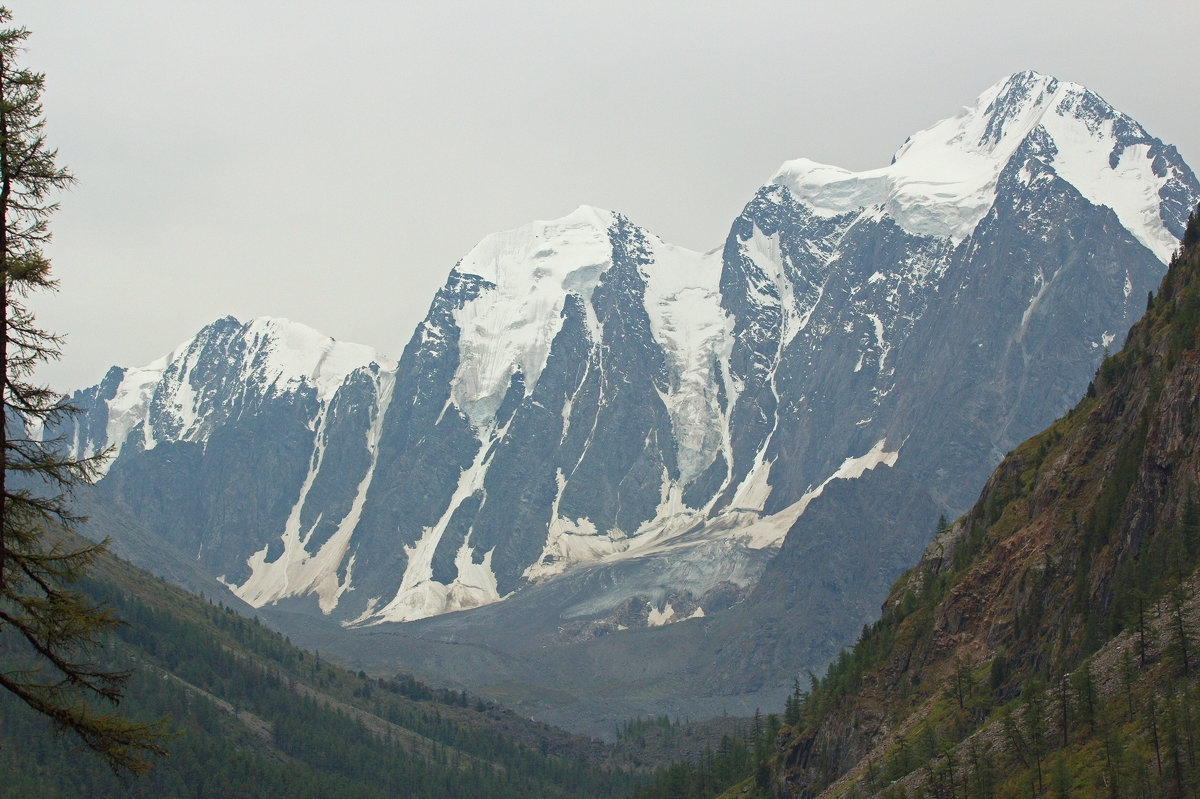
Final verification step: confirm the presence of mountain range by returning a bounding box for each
[56,71,1200,732]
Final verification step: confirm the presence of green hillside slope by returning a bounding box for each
[0,538,639,797]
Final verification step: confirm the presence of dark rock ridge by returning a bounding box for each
[56,71,1200,728]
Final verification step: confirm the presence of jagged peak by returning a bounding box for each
[144,315,384,403]
[448,207,620,427]
[969,71,1078,153]
[445,204,719,432]
[86,315,384,471]
[771,71,1190,257]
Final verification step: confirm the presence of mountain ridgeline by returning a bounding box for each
[642,208,1200,797]
[54,71,1200,728]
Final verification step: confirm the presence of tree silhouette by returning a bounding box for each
[0,5,165,774]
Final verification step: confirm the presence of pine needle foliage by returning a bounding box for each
[0,6,165,774]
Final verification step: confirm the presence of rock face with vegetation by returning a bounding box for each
[709,208,1200,797]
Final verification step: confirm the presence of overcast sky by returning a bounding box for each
[14,0,1200,391]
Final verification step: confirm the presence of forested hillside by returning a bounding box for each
[635,208,1200,798]
[0,537,639,797]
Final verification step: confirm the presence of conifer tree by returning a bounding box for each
[952,654,973,710]
[1144,693,1163,779]
[0,6,164,774]
[1134,590,1158,667]
[1022,679,1047,794]
[1164,694,1187,796]
[1168,586,1193,677]
[1103,725,1124,799]
[1121,647,1137,722]
[1071,661,1096,732]
[1001,705,1028,769]
[1056,672,1069,748]
[784,676,804,726]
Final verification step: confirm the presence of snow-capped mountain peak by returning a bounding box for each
[83,315,385,470]
[450,205,618,426]
[455,204,615,284]
[772,70,1186,259]
[961,69,1069,154]
[237,316,383,402]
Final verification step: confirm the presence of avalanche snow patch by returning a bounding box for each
[355,421,507,625]
[233,368,397,613]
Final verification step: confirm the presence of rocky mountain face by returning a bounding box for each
[58,71,1200,728]
[765,209,1200,799]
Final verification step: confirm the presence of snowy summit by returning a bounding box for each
[773,70,1186,259]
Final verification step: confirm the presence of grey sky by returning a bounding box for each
[15,0,1200,391]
